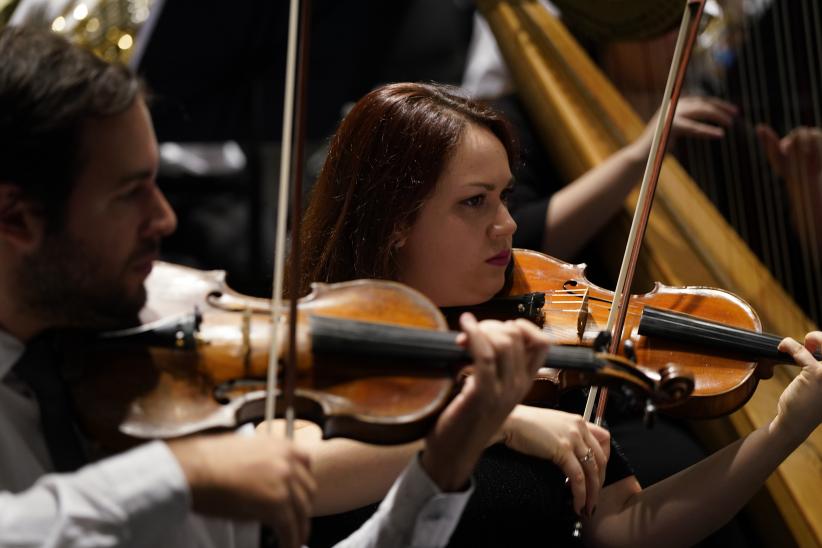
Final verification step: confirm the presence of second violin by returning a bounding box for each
[443,248,816,418]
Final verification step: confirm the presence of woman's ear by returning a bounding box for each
[0,183,45,252]
[390,226,408,250]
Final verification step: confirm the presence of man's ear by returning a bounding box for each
[0,183,45,252]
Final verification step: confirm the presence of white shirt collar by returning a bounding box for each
[0,329,25,381]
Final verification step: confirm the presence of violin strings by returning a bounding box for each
[544,292,780,354]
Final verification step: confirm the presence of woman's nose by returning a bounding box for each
[489,204,517,239]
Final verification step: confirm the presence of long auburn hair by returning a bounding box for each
[289,82,517,297]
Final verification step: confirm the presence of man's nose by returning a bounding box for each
[143,184,177,238]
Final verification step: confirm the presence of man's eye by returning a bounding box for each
[120,188,140,199]
[462,194,485,207]
[119,181,148,200]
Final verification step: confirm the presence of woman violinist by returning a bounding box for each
[285,82,822,546]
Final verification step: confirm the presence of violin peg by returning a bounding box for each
[622,339,637,363]
[592,330,611,352]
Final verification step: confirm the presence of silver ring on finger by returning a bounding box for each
[579,447,593,465]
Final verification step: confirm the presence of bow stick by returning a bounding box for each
[264,0,311,438]
[583,0,708,425]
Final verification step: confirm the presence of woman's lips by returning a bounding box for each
[486,249,511,266]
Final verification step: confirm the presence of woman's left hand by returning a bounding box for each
[500,404,610,518]
[774,331,822,444]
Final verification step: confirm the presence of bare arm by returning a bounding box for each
[585,332,822,547]
[543,97,735,258]
[291,422,423,516]
[543,142,646,258]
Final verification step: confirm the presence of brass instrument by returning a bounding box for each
[477,0,821,545]
[53,0,153,63]
[6,0,156,64]
[0,0,21,26]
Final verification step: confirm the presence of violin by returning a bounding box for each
[64,261,694,452]
[444,248,817,419]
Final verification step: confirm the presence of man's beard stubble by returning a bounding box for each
[18,231,151,331]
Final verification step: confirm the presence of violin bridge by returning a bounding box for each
[576,288,590,342]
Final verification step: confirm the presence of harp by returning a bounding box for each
[476,0,822,545]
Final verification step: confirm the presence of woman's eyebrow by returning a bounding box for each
[465,182,495,190]
[465,179,514,191]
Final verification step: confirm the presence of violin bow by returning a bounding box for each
[265,0,311,438]
[582,0,708,426]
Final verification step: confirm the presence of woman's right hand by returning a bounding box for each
[500,404,610,518]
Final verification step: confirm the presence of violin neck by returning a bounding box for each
[310,316,604,374]
[310,316,467,374]
[637,307,821,363]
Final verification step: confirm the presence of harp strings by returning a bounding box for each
[680,1,822,324]
[797,0,822,317]
[581,1,820,323]
[773,0,821,320]
[742,6,791,290]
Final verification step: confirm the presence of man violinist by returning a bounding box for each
[0,26,551,547]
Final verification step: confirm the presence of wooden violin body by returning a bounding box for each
[68,262,456,450]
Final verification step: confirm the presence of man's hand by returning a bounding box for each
[420,314,549,492]
[168,433,316,548]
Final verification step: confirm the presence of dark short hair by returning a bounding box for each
[0,26,141,227]
[289,82,518,297]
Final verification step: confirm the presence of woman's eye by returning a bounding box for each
[500,187,513,204]
[462,194,485,207]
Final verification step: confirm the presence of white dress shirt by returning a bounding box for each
[0,328,472,547]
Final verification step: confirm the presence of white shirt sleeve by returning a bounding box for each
[0,441,190,548]
[333,454,474,548]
